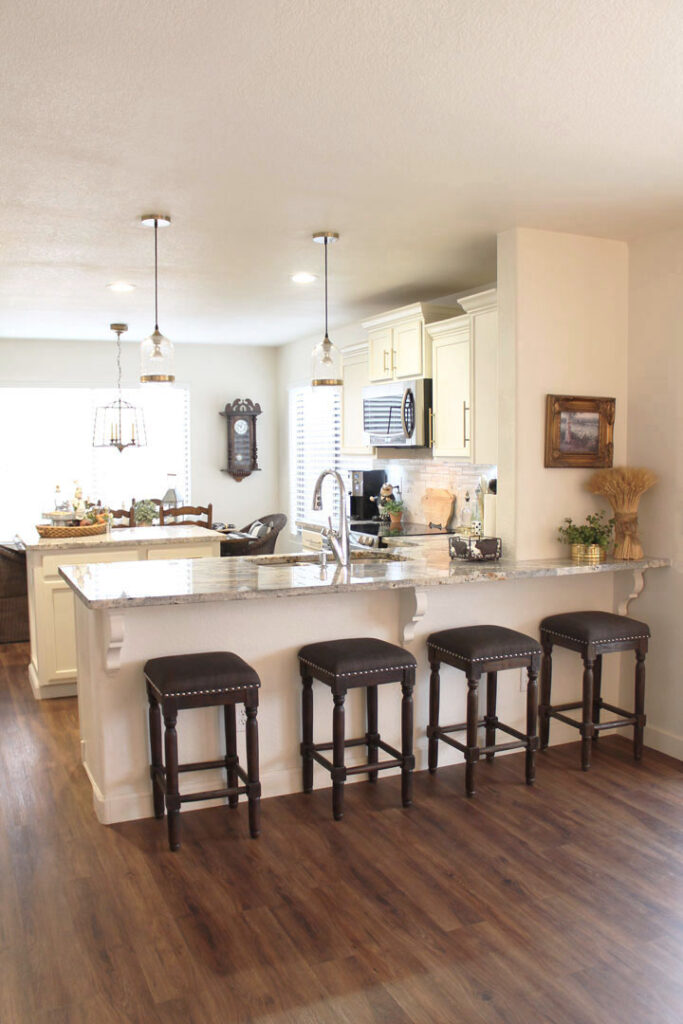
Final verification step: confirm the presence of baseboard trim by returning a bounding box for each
[27,662,77,701]
[643,725,683,762]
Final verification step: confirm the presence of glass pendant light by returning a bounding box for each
[311,231,342,386]
[93,324,147,451]
[140,214,175,383]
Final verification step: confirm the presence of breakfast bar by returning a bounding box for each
[60,550,667,825]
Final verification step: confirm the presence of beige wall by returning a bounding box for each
[0,338,279,530]
[497,228,629,559]
[616,229,683,758]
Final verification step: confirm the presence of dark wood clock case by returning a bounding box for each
[220,399,262,481]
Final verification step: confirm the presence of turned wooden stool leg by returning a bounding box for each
[581,656,595,771]
[428,660,440,773]
[634,650,647,761]
[245,702,261,838]
[401,670,414,808]
[148,690,165,819]
[301,674,314,793]
[526,662,539,785]
[332,692,346,821]
[465,674,480,797]
[539,641,553,750]
[592,654,603,743]
[163,705,181,851]
[485,671,497,762]
[366,684,379,783]
[224,704,239,808]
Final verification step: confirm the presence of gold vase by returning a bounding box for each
[570,543,606,565]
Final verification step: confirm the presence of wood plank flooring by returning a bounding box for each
[1,642,682,1023]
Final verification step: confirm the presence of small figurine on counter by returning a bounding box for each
[72,482,86,523]
[371,482,397,521]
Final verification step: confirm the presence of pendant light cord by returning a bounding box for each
[324,236,328,339]
[154,218,159,331]
[116,329,123,395]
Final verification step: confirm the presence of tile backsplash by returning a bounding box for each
[340,453,496,527]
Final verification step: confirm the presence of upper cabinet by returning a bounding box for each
[426,288,498,464]
[363,303,456,382]
[341,343,373,455]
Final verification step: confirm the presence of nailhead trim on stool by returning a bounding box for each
[298,637,416,821]
[144,650,262,851]
[539,611,650,771]
[427,625,542,798]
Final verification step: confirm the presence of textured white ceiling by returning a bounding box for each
[2,0,683,344]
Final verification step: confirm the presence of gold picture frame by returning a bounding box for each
[544,394,615,468]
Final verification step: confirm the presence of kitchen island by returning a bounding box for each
[60,549,667,824]
[24,525,221,699]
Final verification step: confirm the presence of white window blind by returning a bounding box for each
[289,386,341,534]
[0,386,190,539]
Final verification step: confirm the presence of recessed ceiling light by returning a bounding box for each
[107,281,136,292]
[291,272,317,284]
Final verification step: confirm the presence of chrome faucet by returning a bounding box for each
[312,469,350,567]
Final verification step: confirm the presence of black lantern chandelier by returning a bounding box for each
[93,324,147,452]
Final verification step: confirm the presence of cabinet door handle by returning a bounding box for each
[428,407,434,448]
[463,402,470,445]
[383,350,389,373]
[391,348,396,374]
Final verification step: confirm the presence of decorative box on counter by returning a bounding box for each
[449,536,502,561]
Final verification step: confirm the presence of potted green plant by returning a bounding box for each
[557,511,614,564]
[383,497,405,526]
[133,499,158,526]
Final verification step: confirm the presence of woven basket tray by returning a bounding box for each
[36,522,108,539]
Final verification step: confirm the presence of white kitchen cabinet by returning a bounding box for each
[368,327,394,382]
[427,288,498,464]
[363,303,455,383]
[430,317,472,458]
[24,527,221,699]
[341,343,373,454]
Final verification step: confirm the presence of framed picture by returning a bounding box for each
[544,394,615,468]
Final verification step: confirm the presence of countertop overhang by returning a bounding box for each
[21,524,218,551]
[58,551,670,611]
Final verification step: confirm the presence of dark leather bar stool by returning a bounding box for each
[427,626,542,797]
[144,651,261,851]
[298,637,416,820]
[539,611,650,771]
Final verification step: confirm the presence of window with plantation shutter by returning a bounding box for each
[289,386,341,534]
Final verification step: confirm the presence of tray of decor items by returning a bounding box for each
[449,535,502,561]
[37,485,111,538]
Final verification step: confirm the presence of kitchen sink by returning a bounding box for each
[251,550,406,567]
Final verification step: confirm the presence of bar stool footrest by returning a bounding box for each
[308,735,413,779]
[479,739,527,755]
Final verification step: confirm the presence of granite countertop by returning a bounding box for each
[22,524,220,551]
[58,550,669,611]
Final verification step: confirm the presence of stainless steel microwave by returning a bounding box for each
[362,379,432,447]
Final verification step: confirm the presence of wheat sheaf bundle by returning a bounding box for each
[587,467,658,559]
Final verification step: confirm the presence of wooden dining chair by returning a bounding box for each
[110,504,136,528]
[160,504,213,529]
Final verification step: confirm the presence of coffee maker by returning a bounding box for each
[349,469,386,520]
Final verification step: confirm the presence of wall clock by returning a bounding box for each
[220,399,262,481]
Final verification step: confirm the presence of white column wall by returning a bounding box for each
[496,228,629,560]
[617,229,683,758]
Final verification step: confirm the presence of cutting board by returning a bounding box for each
[421,488,455,529]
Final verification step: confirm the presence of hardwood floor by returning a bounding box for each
[1,642,682,1023]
